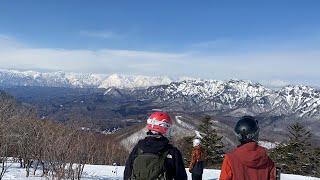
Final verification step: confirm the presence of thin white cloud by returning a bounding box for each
[259,80,291,89]
[0,35,320,88]
[0,46,188,75]
[100,49,188,60]
[191,39,233,48]
[0,34,25,49]
[80,30,122,39]
[0,34,11,39]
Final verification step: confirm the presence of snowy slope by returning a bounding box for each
[3,162,319,180]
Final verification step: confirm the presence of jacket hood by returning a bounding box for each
[233,142,269,168]
[137,135,170,154]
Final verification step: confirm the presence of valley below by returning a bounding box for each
[1,84,319,147]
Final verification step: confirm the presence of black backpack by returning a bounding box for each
[131,149,169,180]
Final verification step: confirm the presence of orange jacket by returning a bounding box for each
[219,142,275,180]
[189,145,205,171]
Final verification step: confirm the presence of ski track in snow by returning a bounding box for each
[2,163,320,180]
[175,116,194,129]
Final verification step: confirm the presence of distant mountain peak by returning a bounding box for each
[98,73,175,89]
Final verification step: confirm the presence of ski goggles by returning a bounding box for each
[147,118,172,128]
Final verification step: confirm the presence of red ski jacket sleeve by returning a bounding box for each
[219,154,232,180]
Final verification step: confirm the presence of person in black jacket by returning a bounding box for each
[123,112,187,180]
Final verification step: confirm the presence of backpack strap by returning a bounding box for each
[158,149,170,179]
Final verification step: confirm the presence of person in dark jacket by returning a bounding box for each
[219,116,276,180]
[124,111,187,180]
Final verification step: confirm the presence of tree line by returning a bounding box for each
[0,96,128,179]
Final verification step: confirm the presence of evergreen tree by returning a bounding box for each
[286,122,311,143]
[175,115,225,168]
[312,147,320,177]
[270,122,319,177]
[175,135,194,166]
[198,115,224,169]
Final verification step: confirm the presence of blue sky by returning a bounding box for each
[0,1,320,87]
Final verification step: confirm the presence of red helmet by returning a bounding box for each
[147,112,173,137]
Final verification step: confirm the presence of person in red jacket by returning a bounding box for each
[189,138,205,180]
[219,116,276,180]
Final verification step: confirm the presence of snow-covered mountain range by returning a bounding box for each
[0,69,187,88]
[130,79,320,119]
[1,69,319,144]
[1,69,320,120]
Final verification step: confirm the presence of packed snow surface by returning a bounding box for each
[2,163,319,180]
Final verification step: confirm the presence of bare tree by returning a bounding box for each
[0,91,129,179]
[0,92,35,178]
